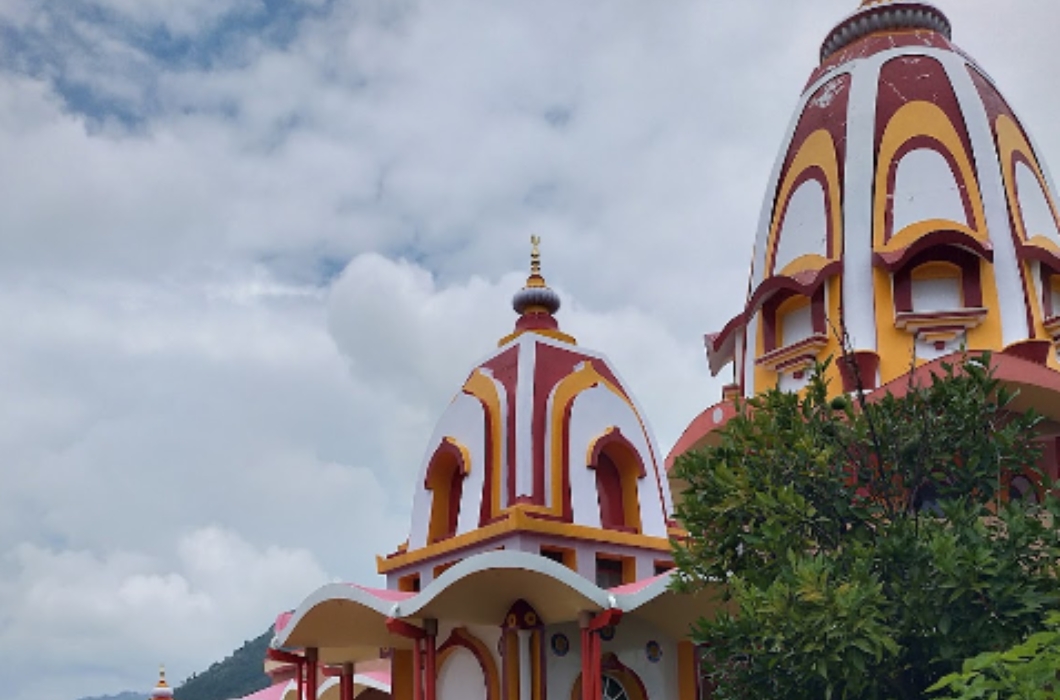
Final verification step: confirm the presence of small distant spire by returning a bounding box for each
[530,235,542,277]
[152,665,174,699]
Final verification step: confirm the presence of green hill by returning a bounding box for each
[175,628,272,700]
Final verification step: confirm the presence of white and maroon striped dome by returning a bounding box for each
[707,0,1060,397]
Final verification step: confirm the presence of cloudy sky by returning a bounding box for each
[1,1,1058,699]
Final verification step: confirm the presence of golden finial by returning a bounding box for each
[158,664,168,686]
[530,235,541,276]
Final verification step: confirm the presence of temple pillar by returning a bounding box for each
[341,663,354,700]
[424,619,438,700]
[305,648,319,700]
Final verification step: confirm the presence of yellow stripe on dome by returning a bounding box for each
[764,129,843,277]
[462,369,506,520]
[376,506,671,573]
[873,101,988,251]
[995,113,1060,357]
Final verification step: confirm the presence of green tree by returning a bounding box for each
[929,611,1060,699]
[672,353,1060,700]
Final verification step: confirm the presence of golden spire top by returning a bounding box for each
[530,235,541,276]
[527,235,546,287]
[157,665,168,687]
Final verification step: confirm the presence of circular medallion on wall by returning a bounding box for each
[599,625,616,641]
[550,633,570,657]
[646,640,663,663]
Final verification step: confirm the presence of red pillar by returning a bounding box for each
[424,619,438,700]
[305,648,318,700]
[296,658,304,700]
[341,663,353,700]
[579,612,592,700]
[413,638,423,700]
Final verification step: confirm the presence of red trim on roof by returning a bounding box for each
[873,229,993,272]
[666,399,739,470]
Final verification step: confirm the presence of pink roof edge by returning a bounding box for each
[357,670,392,688]
[350,584,416,602]
[274,611,293,633]
[608,571,669,596]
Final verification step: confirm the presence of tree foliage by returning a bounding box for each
[929,611,1060,699]
[176,628,272,700]
[672,353,1060,700]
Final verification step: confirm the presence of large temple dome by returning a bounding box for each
[705,0,1060,398]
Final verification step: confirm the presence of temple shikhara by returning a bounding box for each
[159,1,1060,698]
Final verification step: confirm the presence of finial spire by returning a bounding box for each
[152,664,174,699]
[530,235,541,277]
[501,235,574,346]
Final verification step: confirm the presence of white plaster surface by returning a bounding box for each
[943,55,1028,344]
[407,393,489,549]
[891,147,968,233]
[565,386,668,538]
[1016,162,1060,244]
[840,60,879,355]
[436,647,486,700]
[778,370,811,394]
[780,303,814,347]
[515,338,536,499]
[774,179,829,272]
[911,276,962,313]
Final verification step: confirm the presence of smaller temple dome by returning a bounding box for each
[380,238,676,591]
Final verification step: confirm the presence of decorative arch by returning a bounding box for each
[765,129,844,278]
[568,653,649,700]
[586,428,647,533]
[873,101,988,254]
[425,437,471,544]
[500,601,546,700]
[436,627,500,700]
[543,361,652,519]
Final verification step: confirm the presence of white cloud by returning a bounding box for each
[0,527,328,700]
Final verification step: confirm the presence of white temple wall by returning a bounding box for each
[891,147,969,232]
[1016,162,1060,242]
[436,647,485,700]
[566,387,669,538]
[407,394,488,549]
[774,178,829,272]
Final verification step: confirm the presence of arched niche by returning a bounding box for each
[425,438,471,544]
[587,429,646,533]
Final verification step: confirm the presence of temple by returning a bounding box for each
[200,1,1060,698]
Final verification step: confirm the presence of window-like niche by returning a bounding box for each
[425,441,469,544]
[588,430,645,533]
[756,288,829,384]
[892,248,987,358]
[1039,266,1060,343]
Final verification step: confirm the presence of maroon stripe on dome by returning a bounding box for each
[807,31,954,88]
[771,76,851,255]
[874,55,974,161]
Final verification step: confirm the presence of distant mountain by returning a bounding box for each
[78,692,145,700]
[76,628,272,700]
[175,628,272,700]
